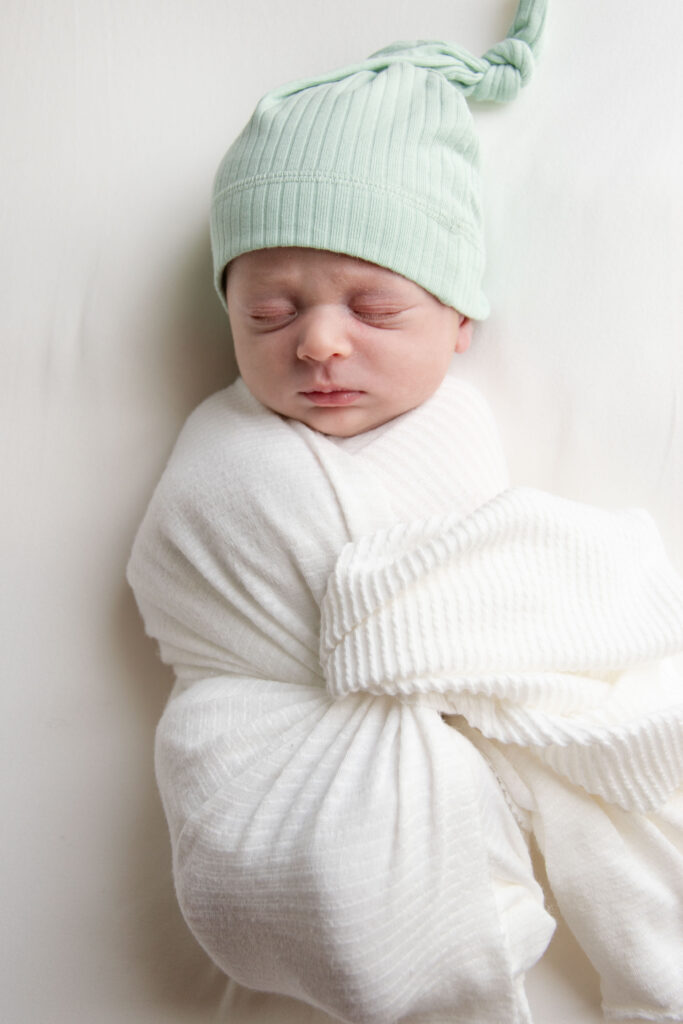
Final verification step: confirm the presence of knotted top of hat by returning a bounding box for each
[265,0,546,105]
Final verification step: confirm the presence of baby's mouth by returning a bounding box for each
[300,389,364,407]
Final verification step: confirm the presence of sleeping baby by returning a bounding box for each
[127,1,683,1021]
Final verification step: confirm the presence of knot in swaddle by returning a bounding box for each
[319,488,683,813]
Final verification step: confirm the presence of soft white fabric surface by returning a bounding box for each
[128,375,552,1023]
[2,0,682,1021]
[128,374,683,1021]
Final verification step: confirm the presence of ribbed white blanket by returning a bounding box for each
[128,373,683,1024]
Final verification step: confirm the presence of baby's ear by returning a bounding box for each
[455,315,472,354]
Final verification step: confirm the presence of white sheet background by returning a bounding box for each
[2,1,681,1021]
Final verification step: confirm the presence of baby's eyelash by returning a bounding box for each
[353,308,404,322]
[249,309,296,325]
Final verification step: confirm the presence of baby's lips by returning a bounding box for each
[301,390,364,406]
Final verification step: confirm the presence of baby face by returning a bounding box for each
[226,247,471,437]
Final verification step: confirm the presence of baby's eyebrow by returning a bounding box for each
[244,278,296,292]
[236,287,297,307]
[347,285,415,305]
[350,285,406,297]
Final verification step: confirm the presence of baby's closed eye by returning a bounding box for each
[248,306,297,329]
[350,304,413,325]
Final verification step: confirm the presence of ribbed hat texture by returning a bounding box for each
[211,0,547,320]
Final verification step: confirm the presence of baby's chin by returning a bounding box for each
[285,403,416,438]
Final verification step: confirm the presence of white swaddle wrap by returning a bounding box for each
[128,373,683,1024]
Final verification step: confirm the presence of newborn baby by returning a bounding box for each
[128,2,683,1021]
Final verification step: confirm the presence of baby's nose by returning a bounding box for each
[296,308,353,361]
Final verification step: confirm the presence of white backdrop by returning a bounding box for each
[2,1,682,1021]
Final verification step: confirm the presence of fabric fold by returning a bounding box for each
[318,472,683,1018]
[319,487,683,813]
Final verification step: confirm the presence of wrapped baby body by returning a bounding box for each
[127,373,683,1024]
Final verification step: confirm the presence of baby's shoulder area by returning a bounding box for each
[153,379,310,512]
[169,377,261,462]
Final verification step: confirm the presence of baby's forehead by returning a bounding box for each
[229,246,417,293]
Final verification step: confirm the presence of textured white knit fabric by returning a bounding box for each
[320,489,683,812]
[128,372,683,1023]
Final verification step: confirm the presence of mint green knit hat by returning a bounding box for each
[211,0,547,320]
